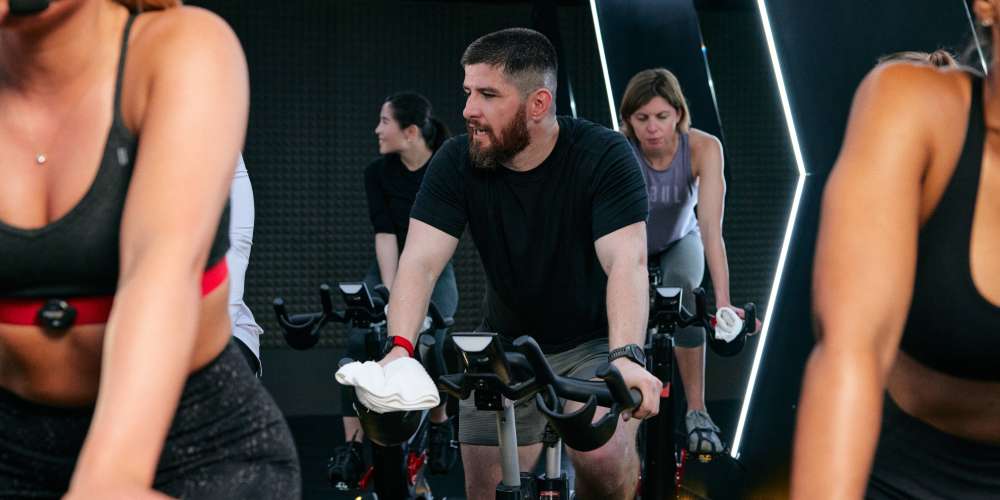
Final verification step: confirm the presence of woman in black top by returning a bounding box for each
[0,1,298,498]
[333,92,460,480]
[792,8,1000,499]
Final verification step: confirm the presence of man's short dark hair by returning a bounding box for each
[461,28,558,99]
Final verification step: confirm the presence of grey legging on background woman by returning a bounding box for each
[652,230,705,348]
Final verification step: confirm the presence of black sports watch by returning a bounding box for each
[608,343,646,368]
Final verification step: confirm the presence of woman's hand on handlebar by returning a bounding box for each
[715,301,762,336]
[611,359,662,420]
[730,306,762,335]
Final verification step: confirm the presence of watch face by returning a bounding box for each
[628,345,645,363]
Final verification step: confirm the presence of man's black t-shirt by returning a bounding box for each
[411,116,647,352]
[364,154,428,250]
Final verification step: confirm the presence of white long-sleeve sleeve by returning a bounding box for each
[227,154,263,360]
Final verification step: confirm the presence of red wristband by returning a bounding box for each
[390,336,414,357]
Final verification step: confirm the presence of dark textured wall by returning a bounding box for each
[187,0,610,351]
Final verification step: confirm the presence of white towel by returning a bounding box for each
[714,307,744,343]
[335,357,440,414]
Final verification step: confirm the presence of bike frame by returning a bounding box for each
[642,317,678,499]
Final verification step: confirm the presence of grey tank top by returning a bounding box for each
[631,133,699,255]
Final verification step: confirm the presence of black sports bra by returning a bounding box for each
[899,75,1000,381]
[0,14,229,299]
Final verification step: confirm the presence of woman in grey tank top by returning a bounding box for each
[619,68,745,454]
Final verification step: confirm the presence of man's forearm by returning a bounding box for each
[606,258,649,349]
[386,252,437,344]
[375,233,400,290]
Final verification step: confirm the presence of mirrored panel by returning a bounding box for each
[726,0,980,496]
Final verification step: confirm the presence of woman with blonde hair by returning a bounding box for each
[0,1,299,498]
[619,68,747,453]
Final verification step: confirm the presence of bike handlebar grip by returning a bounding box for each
[630,388,642,407]
[273,297,288,321]
[595,363,642,410]
[743,303,757,333]
[426,301,452,330]
[551,379,620,407]
[319,284,334,316]
[371,284,390,310]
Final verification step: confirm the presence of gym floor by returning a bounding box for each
[286,400,747,500]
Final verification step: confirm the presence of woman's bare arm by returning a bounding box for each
[692,133,731,306]
[791,63,951,499]
[69,7,248,491]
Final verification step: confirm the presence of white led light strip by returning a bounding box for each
[964,0,990,75]
[729,0,808,460]
[589,0,619,131]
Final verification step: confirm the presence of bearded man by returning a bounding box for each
[377,28,660,500]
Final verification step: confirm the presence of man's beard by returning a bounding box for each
[468,104,531,171]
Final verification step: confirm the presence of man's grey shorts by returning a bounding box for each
[458,338,609,446]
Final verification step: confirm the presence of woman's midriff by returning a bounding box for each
[0,283,231,407]
[888,352,1000,444]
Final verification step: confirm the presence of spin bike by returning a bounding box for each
[640,264,758,499]
[274,282,453,499]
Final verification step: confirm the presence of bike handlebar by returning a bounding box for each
[648,263,758,357]
[512,336,642,409]
[438,332,641,452]
[273,282,454,350]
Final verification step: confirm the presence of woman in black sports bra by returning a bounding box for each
[791,5,1000,499]
[0,1,298,499]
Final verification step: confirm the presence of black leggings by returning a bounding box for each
[0,341,300,499]
[867,395,1000,499]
